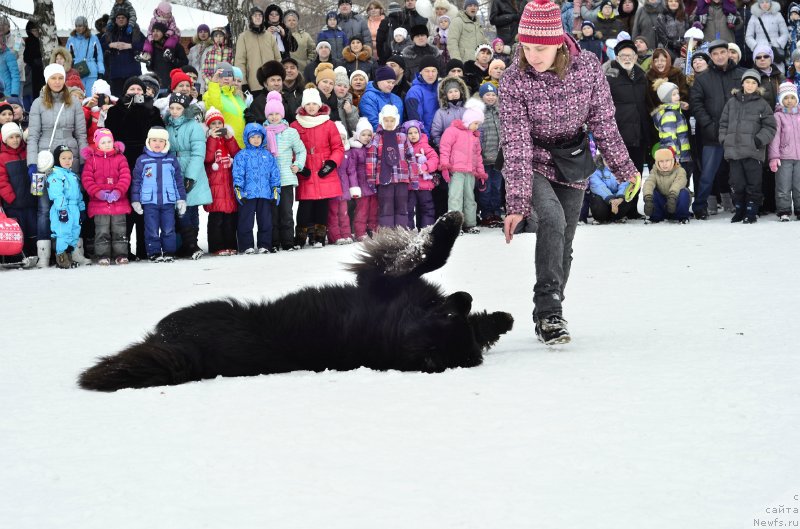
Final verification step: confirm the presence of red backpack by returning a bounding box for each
[0,206,24,257]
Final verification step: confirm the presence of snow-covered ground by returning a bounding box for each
[2,214,799,528]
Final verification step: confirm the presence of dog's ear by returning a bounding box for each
[443,291,472,317]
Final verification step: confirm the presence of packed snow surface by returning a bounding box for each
[2,217,799,528]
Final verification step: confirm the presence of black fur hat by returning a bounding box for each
[257,60,286,85]
[410,24,429,38]
[122,76,145,94]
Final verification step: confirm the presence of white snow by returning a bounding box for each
[2,215,799,528]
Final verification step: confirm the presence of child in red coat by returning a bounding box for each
[402,119,439,229]
[439,99,487,233]
[80,128,132,265]
[203,107,241,255]
[0,122,38,264]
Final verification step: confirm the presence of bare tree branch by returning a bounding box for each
[0,4,32,20]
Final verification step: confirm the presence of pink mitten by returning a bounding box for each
[769,159,780,173]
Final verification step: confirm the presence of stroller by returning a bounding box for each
[0,205,37,269]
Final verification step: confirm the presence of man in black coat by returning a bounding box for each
[105,77,165,259]
[689,39,745,219]
[490,0,523,45]
[605,40,649,218]
[376,0,428,64]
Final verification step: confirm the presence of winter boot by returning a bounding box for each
[730,202,745,223]
[177,227,203,259]
[36,240,51,268]
[721,193,734,213]
[535,314,571,345]
[294,226,308,249]
[708,195,719,215]
[55,252,72,269]
[313,224,327,248]
[71,238,92,266]
[743,201,758,223]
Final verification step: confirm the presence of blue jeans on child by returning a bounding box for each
[237,198,274,251]
[143,204,177,256]
[479,164,503,219]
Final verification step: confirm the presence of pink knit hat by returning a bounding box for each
[93,127,114,145]
[264,90,285,119]
[518,0,565,46]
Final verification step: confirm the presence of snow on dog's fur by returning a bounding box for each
[78,212,513,391]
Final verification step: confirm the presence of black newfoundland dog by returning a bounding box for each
[78,212,513,391]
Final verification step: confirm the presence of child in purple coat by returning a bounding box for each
[402,120,439,229]
[350,118,377,240]
[328,121,359,244]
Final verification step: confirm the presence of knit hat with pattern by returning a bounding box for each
[517,0,565,46]
[778,82,798,107]
[205,106,224,127]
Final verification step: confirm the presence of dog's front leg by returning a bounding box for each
[469,311,514,350]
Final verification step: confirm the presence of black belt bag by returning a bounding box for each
[532,130,596,183]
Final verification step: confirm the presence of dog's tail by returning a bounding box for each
[78,338,198,392]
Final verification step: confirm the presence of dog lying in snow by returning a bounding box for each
[78,212,513,391]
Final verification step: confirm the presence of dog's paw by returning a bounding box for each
[491,311,514,334]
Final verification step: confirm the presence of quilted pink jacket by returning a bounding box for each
[498,36,637,216]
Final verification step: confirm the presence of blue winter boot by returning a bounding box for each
[730,202,745,223]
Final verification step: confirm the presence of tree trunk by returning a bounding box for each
[0,0,56,59]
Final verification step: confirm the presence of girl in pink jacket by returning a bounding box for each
[438,99,487,233]
[402,119,440,229]
[80,128,132,265]
[769,82,800,222]
[329,121,360,244]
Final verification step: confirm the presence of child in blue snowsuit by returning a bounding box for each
[47,145,86,268]
[130,126,187,262]
[232,123,281,254]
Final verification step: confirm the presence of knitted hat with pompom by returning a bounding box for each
[517,0,565,46]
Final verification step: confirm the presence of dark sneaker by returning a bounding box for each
[535,314,571,345]
[694,209,708,220]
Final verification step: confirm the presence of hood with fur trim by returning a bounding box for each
[50,46,73,71]
[437,75,469,109]
[751,1,782,16]
[343,45,373,63]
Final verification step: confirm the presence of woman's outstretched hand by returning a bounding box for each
[504,214,524,244]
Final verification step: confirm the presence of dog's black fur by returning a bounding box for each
[78,212,513,391]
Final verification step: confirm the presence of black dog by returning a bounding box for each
[78,212,513,391]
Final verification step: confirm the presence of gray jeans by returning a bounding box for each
[775,159,800,214]
[530,174,584,321]
[94,214,128,259]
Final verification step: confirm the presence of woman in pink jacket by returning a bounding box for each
[499,0,639,345]
[438,99,487,234]
[80,128,132,265]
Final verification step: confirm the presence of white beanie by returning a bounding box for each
[43,63,66,82]
[91,78,112,97]
[301,87,323,108]
[656,81,678,103]
[378,104,400,127]
[334,121,350,150]
[349,69,368,84]
[354,117,373,138]
[393,27,408,39]
[1,122,22,143]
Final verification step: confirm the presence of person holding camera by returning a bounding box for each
[105,76,165,260]
[205,64,248,149]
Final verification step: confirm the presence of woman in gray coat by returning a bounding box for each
[27,63,88,266]
[745,0,788,71]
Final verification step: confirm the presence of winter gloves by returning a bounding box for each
[176,200,187,216]
[234,187,244,205]
[643,196,654,217]
[131,202,143,215]
[58,210,69,223]
[297,167,311,178]
[96,190,122,203]
[318,160,337,177]
[770,159,781,173]
[184,178,195,194]
[273,187,280,203]
[666,194,677,214]
[234,187,280,204]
